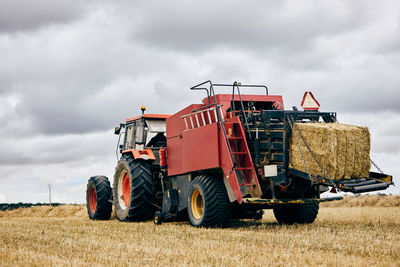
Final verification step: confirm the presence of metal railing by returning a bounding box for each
[190,81,268,139]
[180,104,224,131]
[190,81,269,104]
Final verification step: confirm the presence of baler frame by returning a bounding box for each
[187,81,392,201]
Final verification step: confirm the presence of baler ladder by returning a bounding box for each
[226,121,260,196]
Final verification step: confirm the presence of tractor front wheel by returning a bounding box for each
[113,155,154,222]
[273,201,319,224]
[187,175,231,227]
[86,176,112,220]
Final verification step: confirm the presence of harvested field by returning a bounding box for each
[0,204,87,218]
[321,194,400,207]
[1,196,399,266]
[289,122,371,180]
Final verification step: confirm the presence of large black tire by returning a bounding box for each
[86,176,112,220]
[113,155,154,222]
[273,202,319,224]
[187,175,232,227]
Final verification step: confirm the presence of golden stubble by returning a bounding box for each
[0,197,399,267]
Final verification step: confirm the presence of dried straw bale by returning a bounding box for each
[343,126,356,178]
[333,124,346,178]
[359,127,371,178]
[353,127,363,178]
[289,122,370,180]
[289,123,337,179]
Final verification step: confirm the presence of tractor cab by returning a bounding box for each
[115,108,170,161]
[124,114,169,150]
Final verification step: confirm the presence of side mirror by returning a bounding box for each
[114,127,121,135]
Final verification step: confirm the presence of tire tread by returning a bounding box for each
[113,155,154,222]
[188,175,232,227]
[86,176,112,220]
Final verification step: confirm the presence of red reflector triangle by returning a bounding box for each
[301,91,320,110]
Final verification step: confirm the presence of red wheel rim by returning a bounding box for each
[89,186,97,213]
[122,173,130,207]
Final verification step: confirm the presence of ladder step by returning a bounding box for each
[235,167,252,170]
[228,136,242,140]
[270,131,283,138]
[269,124,284,129]
[233,152,247,155]
[272,153,283,162]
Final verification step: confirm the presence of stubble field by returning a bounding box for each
[0,196,399,266]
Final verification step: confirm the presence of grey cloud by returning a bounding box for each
[0,130,116,165]
[127,1,372,53]
[1,0,397,139]
[0,0,86,33]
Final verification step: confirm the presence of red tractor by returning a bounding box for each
[86,81,393,227]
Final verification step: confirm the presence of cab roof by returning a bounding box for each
[126,114,170,123]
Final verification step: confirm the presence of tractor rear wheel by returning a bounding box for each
[86,176,112,220]
[187,175,231,227]
[113,155,154,222]
[273,201,319,224]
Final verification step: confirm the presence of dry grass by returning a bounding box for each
[0,204,87,218]
[321,195,400,207]
[1,200,399,266]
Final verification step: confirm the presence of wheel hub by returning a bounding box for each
[191,189,204,220]
[89,186,97,213]
[118,171,130,209]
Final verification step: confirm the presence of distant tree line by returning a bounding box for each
[0,203,63,211]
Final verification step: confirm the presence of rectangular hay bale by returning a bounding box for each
[333,124,346,179]
[343,126,356,179]
[289,122,371,180]
[359,127,371,178]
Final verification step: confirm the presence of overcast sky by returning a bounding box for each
[0,0,399,203]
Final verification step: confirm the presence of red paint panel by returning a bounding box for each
[167,136,183,175]
[167,123,220,176]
